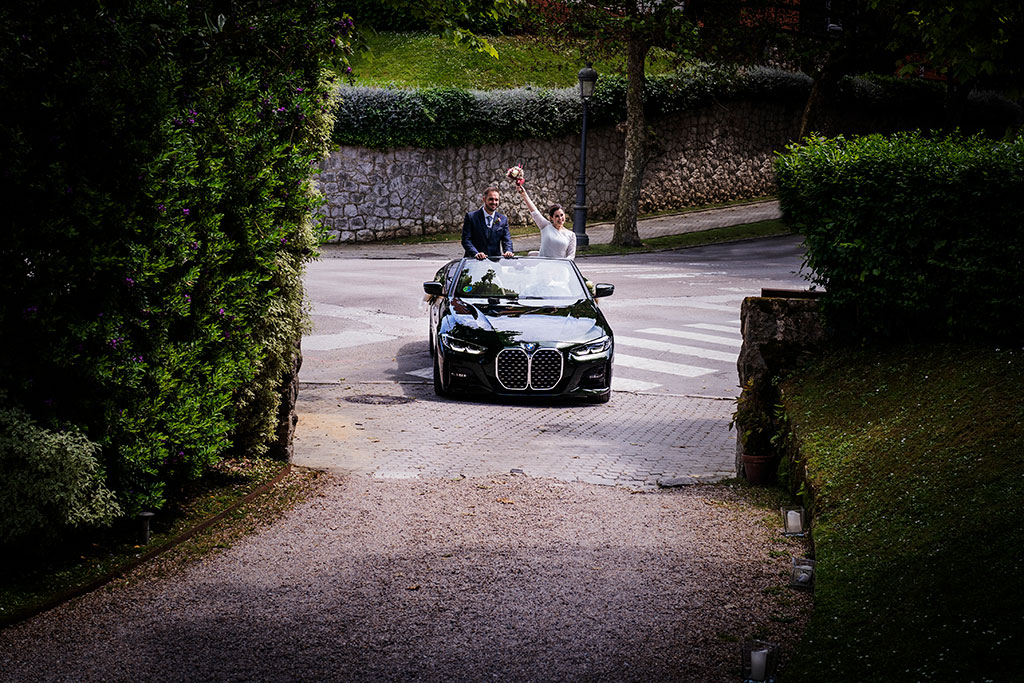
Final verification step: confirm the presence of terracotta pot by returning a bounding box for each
[741,454,778,485]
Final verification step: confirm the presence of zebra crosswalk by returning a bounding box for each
[302,263,749,395]
[608,320,741,392]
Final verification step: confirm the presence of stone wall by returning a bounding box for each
[734,294,828,478]
[316,98,805,243]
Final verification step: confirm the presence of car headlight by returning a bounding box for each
[441,333,485,356]
[570,336,612,360]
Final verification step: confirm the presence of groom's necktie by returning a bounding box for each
[486,214,493,230]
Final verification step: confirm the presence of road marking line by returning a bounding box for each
[637,328,742,348]
[615,336,737,362]
[612,377,661,391]
[302,331,394,351]
[601,298,739,312]
[614,354,717,377]
[687,323,741,333]
[627,272,725,279]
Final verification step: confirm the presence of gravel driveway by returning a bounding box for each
[0,472,812,682]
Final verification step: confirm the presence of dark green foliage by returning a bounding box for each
[345,0,540,34]
[0,397,120,545]
[333,65,813,148]
[775,132,1024,344]
[0,1,347,517]
[332,65,1021,150]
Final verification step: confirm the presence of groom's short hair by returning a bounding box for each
[483,186,499,197]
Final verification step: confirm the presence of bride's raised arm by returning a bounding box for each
[516,182,538,215]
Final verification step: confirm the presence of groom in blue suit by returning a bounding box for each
[462,186,514,259]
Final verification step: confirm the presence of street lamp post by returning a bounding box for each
[573,63,598,249]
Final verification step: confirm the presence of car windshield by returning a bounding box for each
[454,259,587,300]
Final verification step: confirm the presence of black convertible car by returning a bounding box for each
[423,257,615,402]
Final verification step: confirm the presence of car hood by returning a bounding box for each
[447,298,609,346]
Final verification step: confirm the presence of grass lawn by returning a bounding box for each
[778,344,1023,681]
[347,32,679,89]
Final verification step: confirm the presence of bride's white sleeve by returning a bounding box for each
[530,209,552,231]
[566,231,577,260]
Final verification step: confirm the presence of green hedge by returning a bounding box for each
[775,132,1024,343]
[332,65,813,148]
[332,67,1023,150]
[0,1,347,526]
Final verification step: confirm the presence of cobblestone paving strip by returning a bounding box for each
[294,382,737,487]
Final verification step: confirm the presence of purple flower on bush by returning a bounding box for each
[158,204,166,212]
[184,294,191,303]
[125,277,135,287]
[183,208,190,216]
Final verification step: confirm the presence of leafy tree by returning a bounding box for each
[868,0,1024,129]
[535,1,698,247]
[688,1,1024,135]
[684,0,895,138]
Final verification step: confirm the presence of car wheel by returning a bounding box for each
[433,350,448,397]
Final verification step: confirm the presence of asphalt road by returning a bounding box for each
[293,235,809,486]
[300,235,809,398]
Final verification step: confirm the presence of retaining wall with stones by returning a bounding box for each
[316,99,805,243]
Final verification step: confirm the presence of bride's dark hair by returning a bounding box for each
[546,203,563,218]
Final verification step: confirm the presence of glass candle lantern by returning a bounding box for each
[741,639,779,682]
[790,556,816,590]
[781,506,807,536]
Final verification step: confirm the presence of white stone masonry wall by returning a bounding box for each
[316,99,803,243]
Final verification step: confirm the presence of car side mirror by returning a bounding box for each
[594,283,614,298]
[423,281,444,296]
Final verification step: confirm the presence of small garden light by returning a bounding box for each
[790,556,816,590]
[137,511,155,545]
[781,506,807,536]
[741,639,779,682]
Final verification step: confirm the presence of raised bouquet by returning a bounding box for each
[505,165,525,186]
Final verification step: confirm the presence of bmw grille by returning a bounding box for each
[496,348,563,391]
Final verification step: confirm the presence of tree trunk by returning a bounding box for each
[612,33,650,248]
[798,52,838,140]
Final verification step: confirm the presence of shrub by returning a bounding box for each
[332,66,813,148]
[0,2,347,513]
[775,132,1024,343]
[331,66,1022,150]
[0,399,120,545]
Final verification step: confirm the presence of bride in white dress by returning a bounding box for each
[515,182,576,260]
